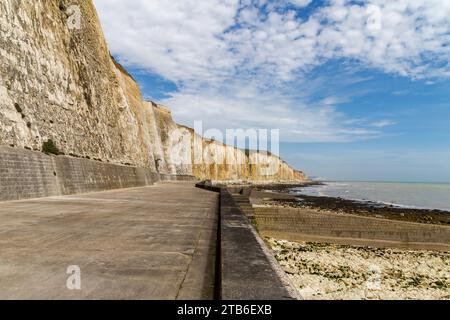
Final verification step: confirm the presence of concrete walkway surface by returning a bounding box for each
[0,182,219,299]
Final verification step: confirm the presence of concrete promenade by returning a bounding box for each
[0,182,219,299]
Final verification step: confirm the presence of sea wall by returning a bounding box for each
[0,146,197,201]
[0,0,307,189]
[196,183,298,299]
[0,146,156,201]
[253,207,450,251]
[220,190,298,299]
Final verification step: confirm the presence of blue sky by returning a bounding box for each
[94,0,450,182]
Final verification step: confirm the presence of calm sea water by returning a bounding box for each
[291,181,450,211]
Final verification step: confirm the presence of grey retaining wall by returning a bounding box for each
[196,181,297,300]
[221,189,296,300]
[0,146,195,201]
[254,207,450,251]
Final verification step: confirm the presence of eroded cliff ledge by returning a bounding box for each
[0,0,307,183]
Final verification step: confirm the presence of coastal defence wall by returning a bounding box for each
[0,0,307,198]
[195,182,299,300]
[0,146,195,202]
[253,207,450,251]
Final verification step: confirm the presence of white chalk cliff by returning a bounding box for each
[0,0,307,183]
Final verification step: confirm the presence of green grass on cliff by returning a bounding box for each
[42,139,60,155]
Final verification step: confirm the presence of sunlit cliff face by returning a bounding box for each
[0,0,307,183]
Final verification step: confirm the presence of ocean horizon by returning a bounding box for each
[330,180,450,184]
[291,181,450,212]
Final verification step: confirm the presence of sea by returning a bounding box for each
[290,181,450,212]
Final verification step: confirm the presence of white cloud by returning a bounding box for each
[371,120,396,128]
[289,0,312,8]
[94,0,240,83]
[164,87,380,143]
[315,0,450,79]
[93,0,450,142]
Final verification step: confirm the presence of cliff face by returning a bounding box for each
[0,0,307,183]
[0,0,155,168]
[150,104,307,182]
